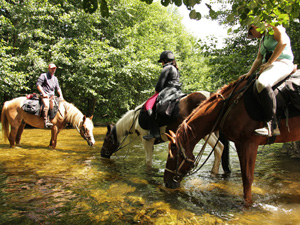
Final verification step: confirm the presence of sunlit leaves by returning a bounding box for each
[189,9,201,20]
[230,0,300,28]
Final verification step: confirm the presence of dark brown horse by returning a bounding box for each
[101,91,230,174]
[164,74,300,206]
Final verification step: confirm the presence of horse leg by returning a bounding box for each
[8,122,22,148]
[235,142,258,206]
[141,138,155,168]
[204,133,224,175]
[219,131,231,175]
[15,121,26,145]
[49,128,61,147]
[50,125,58,149]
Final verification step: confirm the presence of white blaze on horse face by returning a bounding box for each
[86,118,95,146]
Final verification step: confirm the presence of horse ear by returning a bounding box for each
[90,115,93,120]
[169,130,176,138]
[83,115,86,123]
[107,124,112,133]
[165,131,176,144]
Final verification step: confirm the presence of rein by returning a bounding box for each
[168,77,249,181]
[111,107,141,153]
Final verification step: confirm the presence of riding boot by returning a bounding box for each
[143,114,160,140]
[43,109,53,128]
[254,85,280,137]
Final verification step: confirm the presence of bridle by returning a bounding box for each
[165,141,196,182]
[76,122,94,144]
[166,77,254,182]
[102,107,141,156]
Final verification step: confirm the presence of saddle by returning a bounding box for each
[22,94,61,119]
[244,69,300,122]
[139,88,186,130]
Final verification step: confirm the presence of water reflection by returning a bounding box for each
[0,127,300,224]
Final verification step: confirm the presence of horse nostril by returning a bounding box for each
[101,152,111,158]
[165,181,180,189]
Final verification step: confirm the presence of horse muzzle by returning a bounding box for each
[164,180,181,189]
[100,147,112,158]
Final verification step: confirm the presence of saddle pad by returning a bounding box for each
[138,101,180,130]
[144,93,159,112]
[22,99,40,116]
[244,75,300,122]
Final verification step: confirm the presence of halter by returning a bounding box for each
[103,107,141,156]
[75,122,94,143]
[166,77,249,182]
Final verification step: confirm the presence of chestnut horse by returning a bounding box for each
[1,97,95,148]
[164,75,300,206]
[101,91,230,175]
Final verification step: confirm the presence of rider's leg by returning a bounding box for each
[254,60,294,137]
[42,98,53,128]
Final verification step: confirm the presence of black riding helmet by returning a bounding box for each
[158,50,175,63]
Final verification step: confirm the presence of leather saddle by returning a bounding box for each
[244,69,300,122]
[22,94,61,119]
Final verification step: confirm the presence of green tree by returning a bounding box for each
[84,0,300,28]
[1,0,209,121]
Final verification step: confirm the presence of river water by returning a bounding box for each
[1,126,300,224]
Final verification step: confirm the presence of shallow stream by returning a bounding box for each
[0,127,300,224]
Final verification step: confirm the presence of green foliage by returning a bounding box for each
[0,0,208,121]
[287,21,300,65]
[200,28,258,90]
[83,0,300,26]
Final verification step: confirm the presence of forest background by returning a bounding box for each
[1,0,300,123]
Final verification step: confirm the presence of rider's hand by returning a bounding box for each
[259,62,272,74]
[240,73,251,80]
[43,94,49,98]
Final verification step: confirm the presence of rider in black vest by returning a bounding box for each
[143,50,181,140]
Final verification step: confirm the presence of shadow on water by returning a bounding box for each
[1,127,300,224]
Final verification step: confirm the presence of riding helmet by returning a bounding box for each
[158,50,175,63]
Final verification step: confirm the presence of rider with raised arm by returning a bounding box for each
[242,24,294,137]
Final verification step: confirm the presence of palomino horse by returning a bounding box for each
[101,91,230,175]
[164,74,300,206]
[1,97,95,148]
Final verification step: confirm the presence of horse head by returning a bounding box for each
[78,115,95,146]
[100,124,119,158]
[164,130,195,189]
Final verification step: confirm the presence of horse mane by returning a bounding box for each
[208,77,244,102]
[176,120,194,148]
[115,104,143,140]
[186,77,245,122]
[177,76,245,144]
[63,101,84,128]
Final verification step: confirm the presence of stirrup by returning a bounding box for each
[254,122,280,137]
[44,121,53,128]
[143,133,160,141]
[254,127,272,137]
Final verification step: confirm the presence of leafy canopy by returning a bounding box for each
[83,0,300,28]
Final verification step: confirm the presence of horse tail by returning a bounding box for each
[219,131,231,175]
[1,102,9,142]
